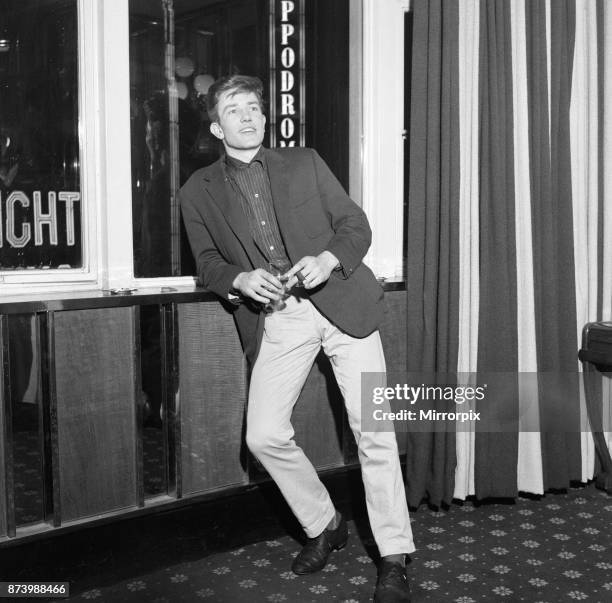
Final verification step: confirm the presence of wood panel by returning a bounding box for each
[178,302,248,495]
[54,308,138,522]
[380,290,408,454]
[0,289,409,544]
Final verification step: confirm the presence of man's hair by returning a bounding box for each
[206,74,265,123]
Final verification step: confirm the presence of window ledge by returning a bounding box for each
[0,280,406,314]
[0,285,217,314]
[379,278,406,292]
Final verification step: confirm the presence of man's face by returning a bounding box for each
[210,90,265,157]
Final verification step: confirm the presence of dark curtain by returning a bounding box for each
[405,0,460,509]
[528,0,581,488]
[474,0,519,499]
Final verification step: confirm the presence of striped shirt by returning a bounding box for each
[225,149,291,271]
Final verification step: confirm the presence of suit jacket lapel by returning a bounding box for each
[201,161,259,263]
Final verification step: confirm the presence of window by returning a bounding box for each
[0,0,83,277]
[129,0,269,279]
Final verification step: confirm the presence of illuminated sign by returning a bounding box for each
[0,190,82,269]
[269,0,305,147]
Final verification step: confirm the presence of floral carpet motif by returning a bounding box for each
[68,483,611,603]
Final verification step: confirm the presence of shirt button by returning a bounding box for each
[270,246,275,251]
[261,221,266,225]
[254,193,259,198]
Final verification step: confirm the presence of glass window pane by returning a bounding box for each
[0,0,82,271]
[129,0,268,278]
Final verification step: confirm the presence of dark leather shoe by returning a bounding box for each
[373,560,411,602]
[291,515,348,575]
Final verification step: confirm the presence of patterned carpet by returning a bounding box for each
[62,483,611,603]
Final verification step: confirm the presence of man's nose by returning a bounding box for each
[239,109,252,122]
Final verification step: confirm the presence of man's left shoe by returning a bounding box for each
[291,516,348,575]
[373,560,411,602]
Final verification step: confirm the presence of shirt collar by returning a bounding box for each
[224,146,267,171]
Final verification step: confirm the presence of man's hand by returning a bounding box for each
[232,269,283,304]
[285,251,339,290]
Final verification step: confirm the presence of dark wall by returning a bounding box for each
[305,0,350,191]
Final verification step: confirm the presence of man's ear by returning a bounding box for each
[210,122,224,140]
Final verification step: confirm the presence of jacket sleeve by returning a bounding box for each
[179,183,243,300]
[310,149,372,279]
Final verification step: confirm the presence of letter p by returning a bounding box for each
[281,1,295,22]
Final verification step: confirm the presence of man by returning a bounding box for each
[180,75,414,602]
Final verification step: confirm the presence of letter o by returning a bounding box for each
[281,47,295,69]
[280,118,295,139]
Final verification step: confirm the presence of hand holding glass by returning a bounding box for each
[265,260,291,312]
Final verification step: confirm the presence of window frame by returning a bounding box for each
[361,0,409,280]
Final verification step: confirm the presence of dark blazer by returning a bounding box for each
[179,147,384,364]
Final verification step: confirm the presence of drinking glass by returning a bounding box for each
[265,259,291,312]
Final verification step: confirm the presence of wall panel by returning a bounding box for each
[178,302,248,494]
[54,308,138,522]
[380,290,408,454]
[291,352,345,470]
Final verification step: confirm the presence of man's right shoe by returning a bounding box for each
[373,560,411,602]
[291,515,348,575]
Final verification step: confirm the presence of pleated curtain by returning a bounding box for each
[405,0,460,508]
[406,0,612,504]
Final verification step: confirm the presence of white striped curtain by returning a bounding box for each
[407,0,612,504]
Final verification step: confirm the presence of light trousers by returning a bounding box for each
[246,296,415,557]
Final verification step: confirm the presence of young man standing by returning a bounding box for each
[180,75,414,602]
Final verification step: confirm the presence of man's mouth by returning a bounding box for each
[240,127,256,133]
